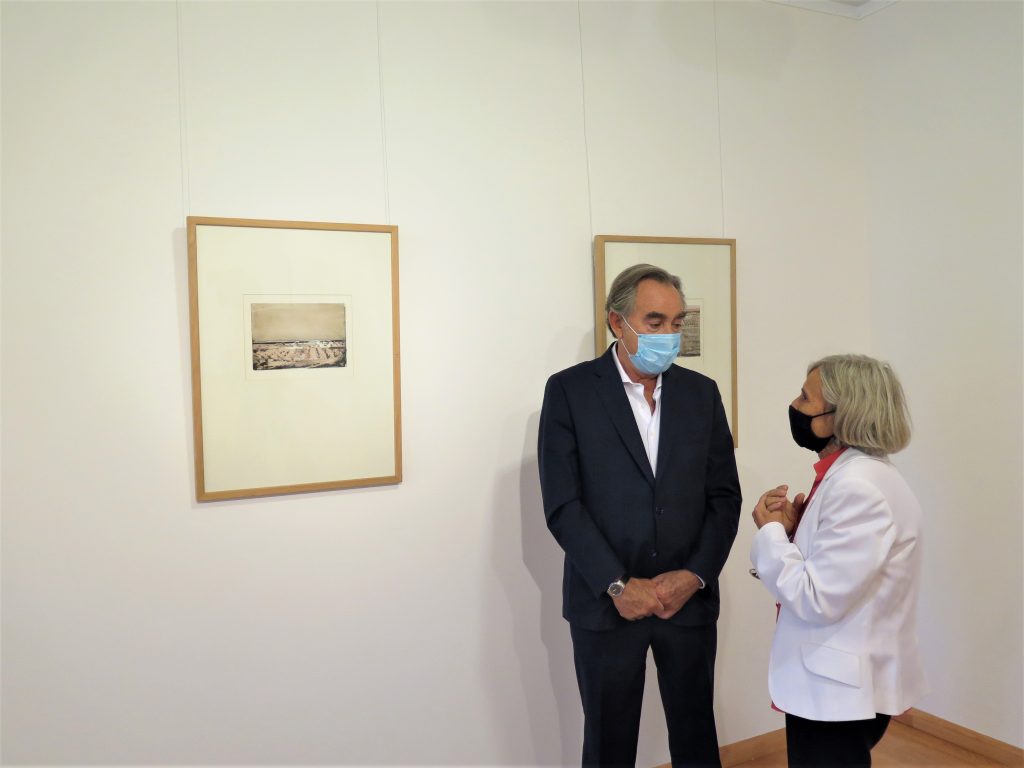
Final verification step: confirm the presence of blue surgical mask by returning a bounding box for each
[621,318,681,375]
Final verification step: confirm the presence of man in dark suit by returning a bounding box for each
[538,264,741,767]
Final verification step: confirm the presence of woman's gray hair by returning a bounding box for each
[810,354,912,457]
[605,263,685,333]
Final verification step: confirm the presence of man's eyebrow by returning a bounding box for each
[643,311,668,320]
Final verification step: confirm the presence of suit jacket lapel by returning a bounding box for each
[594,348,656,487]
[655,364,694,480]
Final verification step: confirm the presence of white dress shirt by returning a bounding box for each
[611,342,662,475]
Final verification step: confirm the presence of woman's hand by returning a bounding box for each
[752,485,806,534]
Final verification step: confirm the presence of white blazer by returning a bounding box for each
[750,448,927,721]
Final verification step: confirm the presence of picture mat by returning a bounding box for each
[601,240,735,438]
[196,224,395,493]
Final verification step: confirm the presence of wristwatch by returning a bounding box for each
[607,575,629,598]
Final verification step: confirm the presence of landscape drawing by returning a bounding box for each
[251,302,347,371]
[680,305,701,358]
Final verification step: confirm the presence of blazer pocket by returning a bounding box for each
[800,643,863,688]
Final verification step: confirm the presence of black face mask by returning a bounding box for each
[788,405,835,453]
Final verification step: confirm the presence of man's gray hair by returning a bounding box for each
[810,354,912,457]
[605,263,685,334]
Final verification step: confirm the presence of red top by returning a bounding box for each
[791,446,848,541]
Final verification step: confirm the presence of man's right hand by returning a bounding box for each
[611,577,665,621]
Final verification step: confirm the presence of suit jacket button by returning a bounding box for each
[650,550,658,558]
[656,507,664,515]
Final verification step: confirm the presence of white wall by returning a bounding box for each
[711,0,872,747]
[1,1,1018,765]
[861,0,1024,748]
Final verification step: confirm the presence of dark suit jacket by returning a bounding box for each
[538,347,742,630]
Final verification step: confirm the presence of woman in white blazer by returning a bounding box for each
[750,354,926,767]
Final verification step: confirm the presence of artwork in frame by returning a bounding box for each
[187,216,401,501]
[593,235,738,445]
[250,301,348,371]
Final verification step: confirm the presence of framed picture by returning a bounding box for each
[594,235,738,445]
[187,216,401,501]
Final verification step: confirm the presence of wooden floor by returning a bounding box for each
[736,721,1008,767]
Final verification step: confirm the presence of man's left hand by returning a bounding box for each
[651,570,701,620]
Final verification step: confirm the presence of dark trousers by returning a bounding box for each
[785,712,891,767]
[570,620,720,768]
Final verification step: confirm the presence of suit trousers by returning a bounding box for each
[784,713,891,767]
[570,619,720,768]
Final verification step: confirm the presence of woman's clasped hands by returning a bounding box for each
[752,484,806,534]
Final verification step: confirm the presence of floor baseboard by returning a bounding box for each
[893,708,1023,766]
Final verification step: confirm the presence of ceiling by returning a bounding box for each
[765,0,899,20]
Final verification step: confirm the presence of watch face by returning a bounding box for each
[608,582,624,597]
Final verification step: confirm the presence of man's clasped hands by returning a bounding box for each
[611,570,702,621]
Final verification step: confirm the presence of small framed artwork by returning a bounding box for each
[187,216,401,501]
[594,235,738,445]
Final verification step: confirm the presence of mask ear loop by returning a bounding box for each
[812,410,837,444]
[813,409,839,448]
[618,315,639,356]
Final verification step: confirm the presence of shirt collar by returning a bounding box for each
[612,341,663,389]
[813,446,848,481]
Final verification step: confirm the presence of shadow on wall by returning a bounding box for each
[486,409,583,765]
[173,227,199,506]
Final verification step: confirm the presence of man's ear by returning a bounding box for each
[608,311,623,339]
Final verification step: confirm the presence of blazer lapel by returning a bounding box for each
[797,449,865,547]
[594,348,656,487]
[654,364,699,480]
[655,367,678,481]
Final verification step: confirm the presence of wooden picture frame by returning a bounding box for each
[187,216,401,501]
[594,235,738,445]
